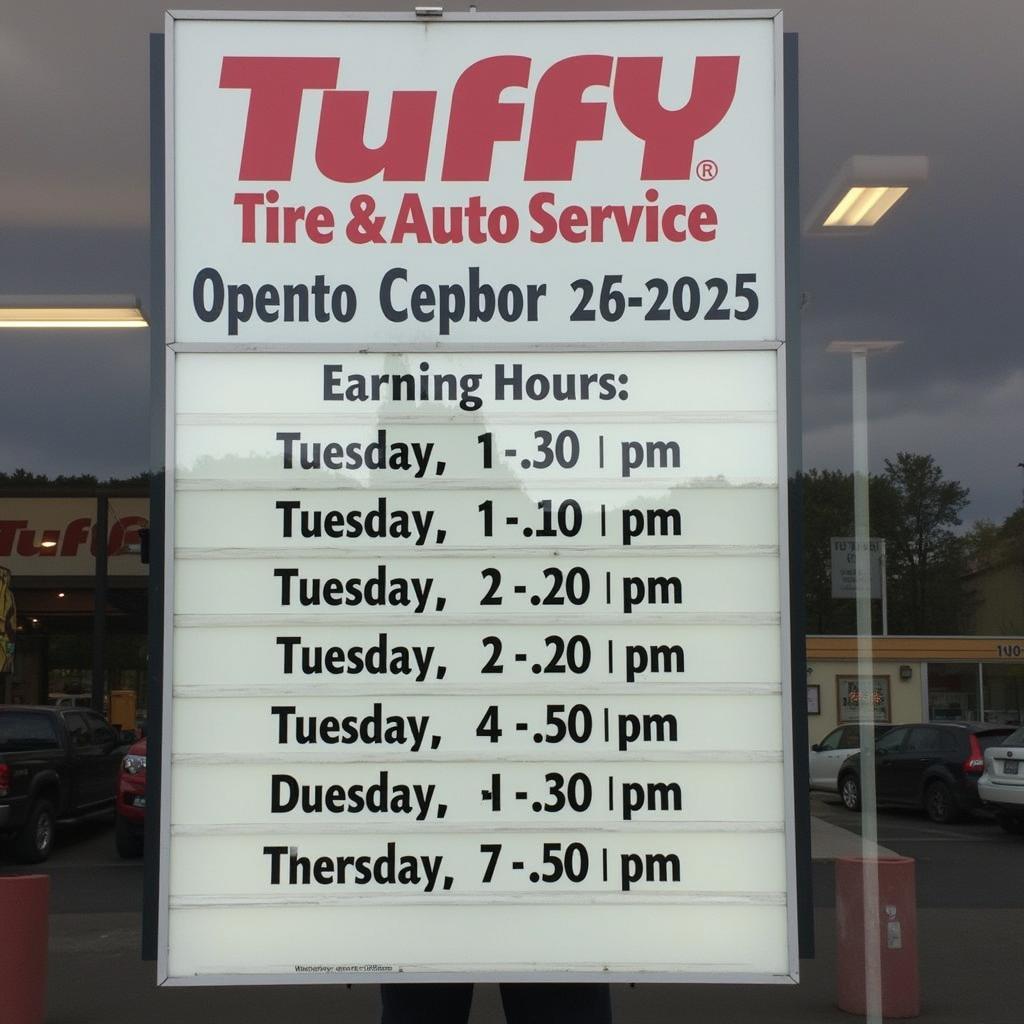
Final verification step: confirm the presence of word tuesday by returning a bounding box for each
[277,430,436,477]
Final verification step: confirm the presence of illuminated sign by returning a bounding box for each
[0,499,148,577]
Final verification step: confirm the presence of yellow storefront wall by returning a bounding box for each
[805,636,1024,745]
[806,659,924,744]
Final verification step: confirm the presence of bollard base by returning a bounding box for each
[836,856,919,1019]
[0,874,50,1024]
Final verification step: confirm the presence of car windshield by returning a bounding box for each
[0,712,61,752]
[875,728,909,754]
[977,730,1016,752]
[1003,727,1024,746]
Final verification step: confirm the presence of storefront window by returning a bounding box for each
[927,663,980,721]
[2,2,1023,1022]
[982,663,1024,724]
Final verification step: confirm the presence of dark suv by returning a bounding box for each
[0,705,130,861]
[837,722,1016,823]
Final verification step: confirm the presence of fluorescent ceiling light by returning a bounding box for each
[0,295,147,329]
[822,186,908,228]
[805,156,927,235]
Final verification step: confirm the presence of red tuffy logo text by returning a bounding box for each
[220,54,740,183]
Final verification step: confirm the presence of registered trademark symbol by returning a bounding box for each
[696,159,718,181]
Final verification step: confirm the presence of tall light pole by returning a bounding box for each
[812,155,926,1024]
[825,335,902,1020]
[828,341,903,997]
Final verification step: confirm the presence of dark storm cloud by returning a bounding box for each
[1,0,1022,521]
[0,226,151,478]
[0,331,150,479]
[0,227,150,300]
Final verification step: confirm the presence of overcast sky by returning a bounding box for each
[1,1,1022,524]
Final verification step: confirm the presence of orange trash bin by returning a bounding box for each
[836,856,919,1018]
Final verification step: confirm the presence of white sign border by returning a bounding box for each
[160,8,794,987]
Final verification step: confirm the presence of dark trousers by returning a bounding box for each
[380,983,613,1024]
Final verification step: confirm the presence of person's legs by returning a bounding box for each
[499,982,613,1024]
[380,983,474,1024]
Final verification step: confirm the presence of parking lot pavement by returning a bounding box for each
[6,803,1024,1023]
[808,792,1024,911]
[811,814,900,861]
[42,906,1023,1024]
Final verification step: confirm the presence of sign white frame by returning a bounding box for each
[161,8,794,987]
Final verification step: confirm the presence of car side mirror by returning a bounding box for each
[810,744,820,752]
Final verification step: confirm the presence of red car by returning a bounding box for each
[115,736,146,858]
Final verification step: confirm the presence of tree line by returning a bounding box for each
[3,460,1020,636]
[802,452,1022,635]
[0,469,149,489]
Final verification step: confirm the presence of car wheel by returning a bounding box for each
[14,799,56,863]
[115,814,144,859]
[924,780,960,824]
[996,814,1024,836]
[840,774,861,811]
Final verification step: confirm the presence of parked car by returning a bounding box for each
[809,724,893,792]
[0,705,132,862]
[49,693,93,709]
[978,725,1024,835]
[115,736,147,858]
[837,722,1016,823]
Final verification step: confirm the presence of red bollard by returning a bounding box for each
[0,875,49,1024]
[836,856,919,1018]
